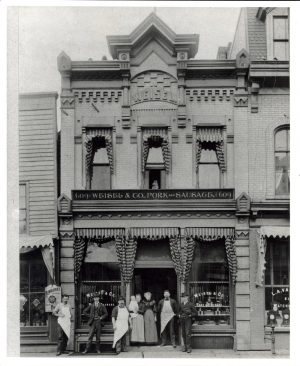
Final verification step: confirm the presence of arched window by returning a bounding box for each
[274,127,290,195]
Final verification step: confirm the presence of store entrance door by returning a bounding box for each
[133,268,177,304]
[133,268,178,343]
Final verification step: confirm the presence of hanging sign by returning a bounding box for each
[45,284,61,312]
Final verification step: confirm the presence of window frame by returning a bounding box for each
[197,149,222,189]
[274,127,290,196]
[266,9,289,61]
[264,239,290,327]
[91,163,111,190]
[19,182,29,235]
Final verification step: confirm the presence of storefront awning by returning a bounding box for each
[19,234,54,249]
[129,227,180,239]
[185,227,235,240]
[260,226,290,238]
[75,228,125,238]
[196,127,223,143]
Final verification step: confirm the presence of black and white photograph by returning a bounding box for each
[3,1,298,364]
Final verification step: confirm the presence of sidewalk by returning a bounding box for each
[21,345,290,358]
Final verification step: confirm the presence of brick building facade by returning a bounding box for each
[18,8,289,353]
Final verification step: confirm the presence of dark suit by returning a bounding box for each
[178,301,198,351]
[83,302,108,351]
[157,298,178,346]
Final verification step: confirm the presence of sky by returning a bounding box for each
[17,6,241,94]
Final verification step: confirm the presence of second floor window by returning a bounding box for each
[197,149,220,189]
[91,148,111,190]
[275,128,289,195]
[273,16,289,61]
[145,147,166,189]
[19,184,27,234]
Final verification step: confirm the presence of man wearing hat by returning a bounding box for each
[82,293,108,354]
[178,293,197,353]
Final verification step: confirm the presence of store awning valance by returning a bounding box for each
[185,227,235,240]
[75,228,125,239]
[260,226,290,239]
[19,234,54,249]
[196,127,226,173]
[129,227,180,239]
[196,127,223,143]
[256,226,290,287]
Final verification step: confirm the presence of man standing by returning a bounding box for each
[112,297,132,354]
[157,290,178,348]
[82,293,108,354]
[178,293,198,353]
[53,294,72,356]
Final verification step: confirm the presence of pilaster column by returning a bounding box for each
[58,194,75,351]
[235,193,251,351]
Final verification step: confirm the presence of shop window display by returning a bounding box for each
[265,239,290,327]
[20,250,48,326]
[78,239,122,327]
[188,241,231,328]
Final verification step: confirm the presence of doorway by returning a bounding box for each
[133,268,177,304]
[133,268,179,344]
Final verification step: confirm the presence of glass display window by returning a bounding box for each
[188,240,232,328]
[20,250,48,327]
[78,240,122,327]
[265,239,290,327]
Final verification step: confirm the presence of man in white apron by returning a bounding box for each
[157,290,178,348]
[112,297,132,354]
[53,294,72,356]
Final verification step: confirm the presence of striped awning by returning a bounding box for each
[86,127,112,137]
[185,227,235,240]
[260,226,290,238]
[196,127,223,143]
[19,234,54,249]
[75,228,125,238]
[142,127,168,139]
[130,227,180,239]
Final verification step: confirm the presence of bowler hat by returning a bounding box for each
[181,292,189,298]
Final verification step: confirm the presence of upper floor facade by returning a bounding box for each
[58,11,289,203]
[19,93,58,237]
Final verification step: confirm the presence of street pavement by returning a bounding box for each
[21,345,289,358]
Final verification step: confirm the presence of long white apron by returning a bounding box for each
[113,307,129,348]
[160,301,175,335]
[58,305,71,339]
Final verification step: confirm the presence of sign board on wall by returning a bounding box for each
[72,189,235,201]
[45,284,61,312]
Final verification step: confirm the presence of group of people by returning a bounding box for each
[53,290,198,356]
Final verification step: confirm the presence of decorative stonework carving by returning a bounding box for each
[74,90,122,104]
[58,194,72,214]
[234,96,248,107]
[131,71,178,108]
[236,49,250,70]
[74,211,235,220]
[186,89,234,102]
[60,231,75,239]
[235,230,249,239]
[236,192,251,213]
[61,97,75,109]
[250,82,259,113]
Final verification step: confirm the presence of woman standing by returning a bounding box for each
[143,292,158,344]
[130,294,145,344]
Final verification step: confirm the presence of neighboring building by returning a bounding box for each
[19,93,59,353]
[51,8,289,353]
